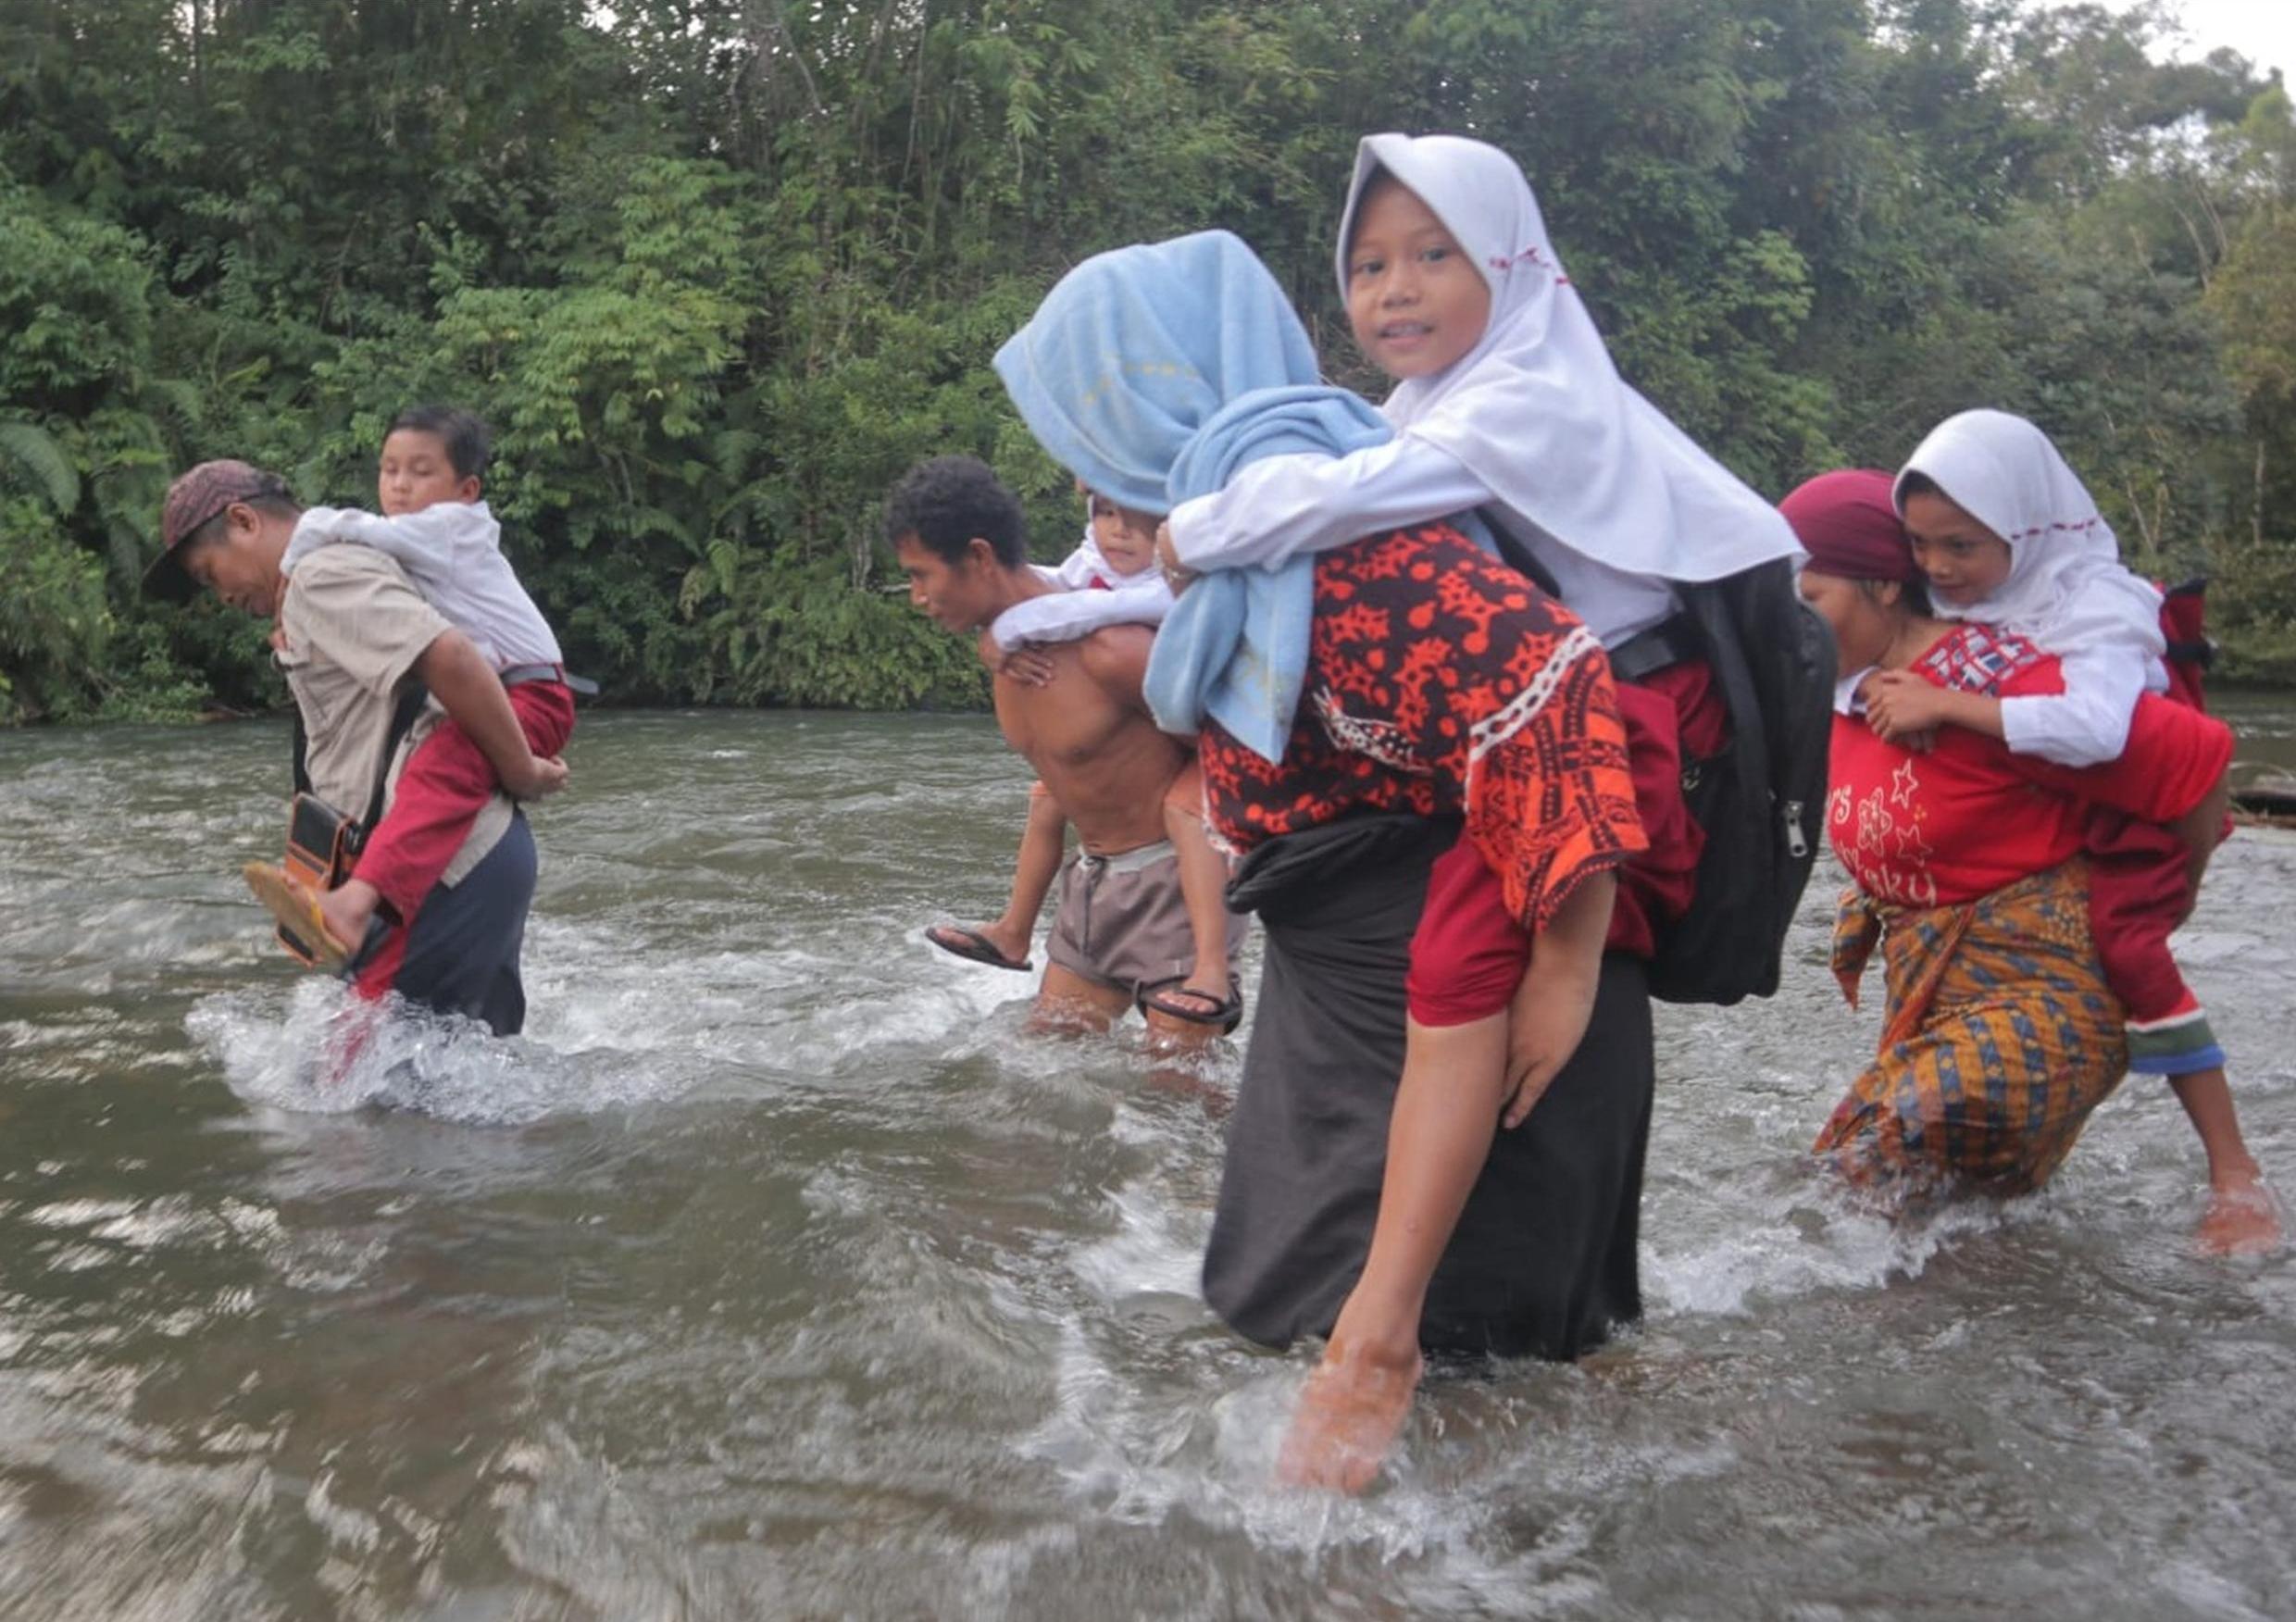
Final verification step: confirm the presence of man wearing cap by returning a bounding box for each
[147,460,561,1035]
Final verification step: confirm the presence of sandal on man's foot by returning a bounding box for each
[925,923,1032,972]
[1137,976,1246,1035]
[243,861,355,972]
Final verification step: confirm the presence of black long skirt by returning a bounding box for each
[1203,813,1653,1360]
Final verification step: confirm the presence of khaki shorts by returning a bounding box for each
[1045,839,1247,995]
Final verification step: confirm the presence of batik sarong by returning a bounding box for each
[1816,858,2129,1194]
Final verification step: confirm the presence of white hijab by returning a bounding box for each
[1894,409,2163,658]
[1337,132,1802,583]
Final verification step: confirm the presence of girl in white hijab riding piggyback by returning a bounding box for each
[1856,407,2268,1242]
[1029,131,1811,1488]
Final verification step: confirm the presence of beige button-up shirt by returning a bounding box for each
[274,546,511,887]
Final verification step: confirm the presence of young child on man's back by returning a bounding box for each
[252,406,575,967]
[925,490,1238,1029]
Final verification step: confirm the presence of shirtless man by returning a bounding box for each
[885,455,1245,1048]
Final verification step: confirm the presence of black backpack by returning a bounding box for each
[1650,560,1837,1004]
[1486,520,1835,1005]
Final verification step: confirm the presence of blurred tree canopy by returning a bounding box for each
[2,0,2290,720]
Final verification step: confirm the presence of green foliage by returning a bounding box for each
[4,0,2295,724]
[0,497,112,723]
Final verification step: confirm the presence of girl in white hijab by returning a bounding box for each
[1861,408,2168,767]
[1129,133,1802,1493]
[1153,132,1802,633]
[1867,409,2260,1223]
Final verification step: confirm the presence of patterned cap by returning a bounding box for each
[144,460,290,601]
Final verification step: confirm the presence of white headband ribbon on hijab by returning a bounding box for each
[1335,132,1801,583]
[1894,408,2163,656]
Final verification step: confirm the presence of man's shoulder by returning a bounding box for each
[282,543,446,662]
[290,542,420,593]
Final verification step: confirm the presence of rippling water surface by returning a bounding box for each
[3,707,2293,1619]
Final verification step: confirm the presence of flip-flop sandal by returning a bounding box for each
[243,861,355,972]
[1137,976,1246,1035]
[925,923,1032,972]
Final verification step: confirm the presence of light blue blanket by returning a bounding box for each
[992,231,1391,762]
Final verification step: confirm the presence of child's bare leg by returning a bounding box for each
[932,786,1065,967]
[2169,1065,2282,1255]
[1159,762,1236,1017]
[1279,1011,1510,1493]
[1279,871,1615,1493]
[1027,961,1131,1036]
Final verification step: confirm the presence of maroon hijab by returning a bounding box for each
[1780,469,1921,584]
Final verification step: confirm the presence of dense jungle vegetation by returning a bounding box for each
[3,0,2293,721]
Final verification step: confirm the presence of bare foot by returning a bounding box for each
[315,878,381,957]
[2198,1170,2283,1257]
[1276,1340,1424,1494]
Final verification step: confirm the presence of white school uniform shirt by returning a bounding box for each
[988,530,1173,653]
[1164,434,1677,648]
[1898,409,2167,767]
[281,500,562,672]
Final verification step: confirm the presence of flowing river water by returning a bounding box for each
[3,702,2294,1620]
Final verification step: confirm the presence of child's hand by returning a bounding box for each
[1155,522,1196,593]
[1860,670,1951,745]
[503,755,569,801]
[1499,871,1614,1129]
[1502,956,1600,1128]
[998,647,1057,688]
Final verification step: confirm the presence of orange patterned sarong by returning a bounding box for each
[1816,858,2129,1195]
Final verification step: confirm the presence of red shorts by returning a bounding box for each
[350,677,575,1000]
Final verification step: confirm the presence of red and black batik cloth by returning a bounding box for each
[1197,520,1648,1021]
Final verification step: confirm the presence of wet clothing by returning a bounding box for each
[1043,838,1247,997]
[354,812,535,1037]
[1197,521,1651,1356]
[352,677,575,923]
[1205,814,1653,1355]
[1819,861,2126,1193]
[1822,625,2234,1184]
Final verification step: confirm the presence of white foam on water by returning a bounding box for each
[1013,1325,1623,1616]
[1645,1168,2027,1317]
[1063,1162,1217,1319]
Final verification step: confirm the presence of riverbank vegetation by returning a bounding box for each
[3,0,2293,721]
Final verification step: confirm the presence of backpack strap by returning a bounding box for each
[354,680,433,847]
[285,678,432,847]
[290,705,313,797]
